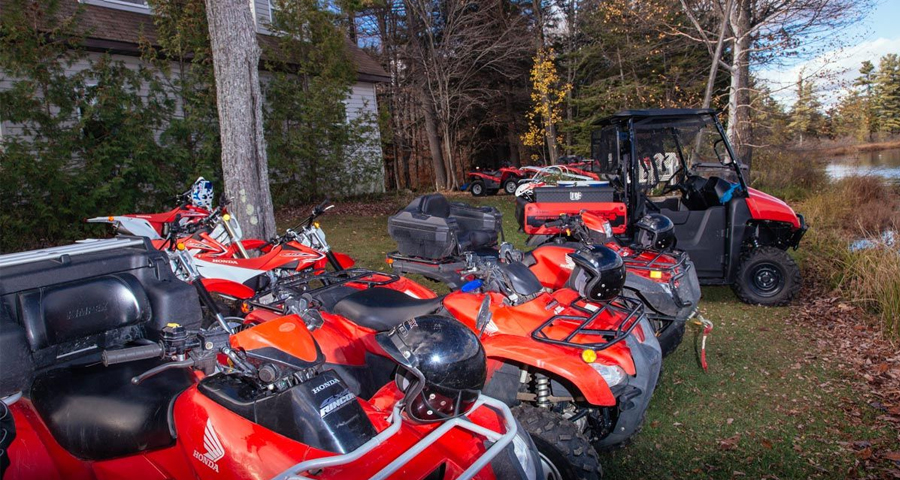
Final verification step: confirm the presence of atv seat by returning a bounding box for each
[388,194,502,260]
[30,359,192,460]
[332,288,443,331]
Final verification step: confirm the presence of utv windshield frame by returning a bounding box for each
[591,109,747,225]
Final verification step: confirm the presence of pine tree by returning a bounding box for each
[854,60,877,140]
[788,74,823,145]
[875,54,900,134]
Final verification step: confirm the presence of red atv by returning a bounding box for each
[0,238,541,480]
[519,109,807,306]
[467,165,529,196]
[241,253,660,479]
[386,194,698,357]
[523,211,701,358]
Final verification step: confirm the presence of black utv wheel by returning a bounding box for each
[470,180,486,196]
[503,178,519,195]
[732,246,801,306]
[512,405,602,480]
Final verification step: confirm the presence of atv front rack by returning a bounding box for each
[532,296,645,351]
[272,395,518,480]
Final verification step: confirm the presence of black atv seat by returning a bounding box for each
[29,359,192,460]
[332,288,443,331]
[388,194,502,260]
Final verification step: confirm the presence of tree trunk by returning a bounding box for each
[727,0,753,167]
[205,0,275,239]
[420,89,447,189]
[703,0,732,108]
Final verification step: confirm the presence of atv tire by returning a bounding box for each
[471,181,486,196]
[512,405,602,480]
[732,246,801,306]
[503,178,519,195]
[652,317,686,358]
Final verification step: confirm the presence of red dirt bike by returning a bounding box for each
[467,165,529,196]
[87,191,211,240]
[240,250,661,479]
[0,238,541,480]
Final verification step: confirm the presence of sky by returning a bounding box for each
[755,0,900,107]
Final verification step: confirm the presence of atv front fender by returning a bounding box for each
[483,333,618,406]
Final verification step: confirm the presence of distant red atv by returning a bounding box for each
[467,165,529,196]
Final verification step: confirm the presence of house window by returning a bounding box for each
[79,0,150,14]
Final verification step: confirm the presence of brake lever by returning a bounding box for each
[131,359,194,385]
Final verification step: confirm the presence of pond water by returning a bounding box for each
[825,147,900,184]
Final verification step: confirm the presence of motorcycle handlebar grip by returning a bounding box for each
[102,344,164,366]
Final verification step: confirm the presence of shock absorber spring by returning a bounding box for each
[534,373,551,409]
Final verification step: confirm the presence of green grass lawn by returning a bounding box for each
[297,192,899,479]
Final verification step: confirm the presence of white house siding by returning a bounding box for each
[0,52,183,143]
[344,81,385,193]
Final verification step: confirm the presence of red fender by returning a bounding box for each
[332,251,356,269]
[481,334,617,406]
[201,278,255,299]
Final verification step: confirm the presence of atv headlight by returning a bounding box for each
[591,363,627,388]
[512,430,540,480]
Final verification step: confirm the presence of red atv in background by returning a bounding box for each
[467,165,529,196]
[0,238,542,480]
[519,109,807,306]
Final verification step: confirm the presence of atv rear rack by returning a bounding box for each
[620,248,694,308]
[532,296,645,351]
[272,395,518,480]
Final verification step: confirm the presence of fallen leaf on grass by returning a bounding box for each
[726,418,734,425]
[884,451,900,461]
[718,434,741,451]
[760,439,773,449]
[857,447,873,460]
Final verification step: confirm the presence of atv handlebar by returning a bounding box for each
[102,343,164,366]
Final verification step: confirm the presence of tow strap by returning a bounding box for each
[691,314,714,372]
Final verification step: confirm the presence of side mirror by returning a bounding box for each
[475,295,492,335]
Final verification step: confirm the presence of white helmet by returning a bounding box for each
[190,177,214,210]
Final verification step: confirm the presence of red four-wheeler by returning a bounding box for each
[530,109,806,305]
[467,165,529,196]
[0,238,542,480]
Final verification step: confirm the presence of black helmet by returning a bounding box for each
[635,214,677,251]
[566,246,626,301]
[376,316,486,423]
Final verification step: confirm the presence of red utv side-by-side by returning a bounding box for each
[517,109,807,306]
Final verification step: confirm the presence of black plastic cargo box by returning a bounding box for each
[388,194,502,260]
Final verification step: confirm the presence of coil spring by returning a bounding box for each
[534,373,551,409]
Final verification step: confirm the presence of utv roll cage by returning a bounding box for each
[591,108,748,228]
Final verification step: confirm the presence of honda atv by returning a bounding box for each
[0,238,542,480]
[516,109,806,305]
[240,250,660,478]
[386,194,696,356]
[467,165,529,196]
[522,211,701,358]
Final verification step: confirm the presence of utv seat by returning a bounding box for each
[332,288,443,331]
[388,194,501,260]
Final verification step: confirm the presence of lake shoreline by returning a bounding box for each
[795,139,900,157]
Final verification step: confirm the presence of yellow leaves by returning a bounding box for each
[521,47,571,149]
